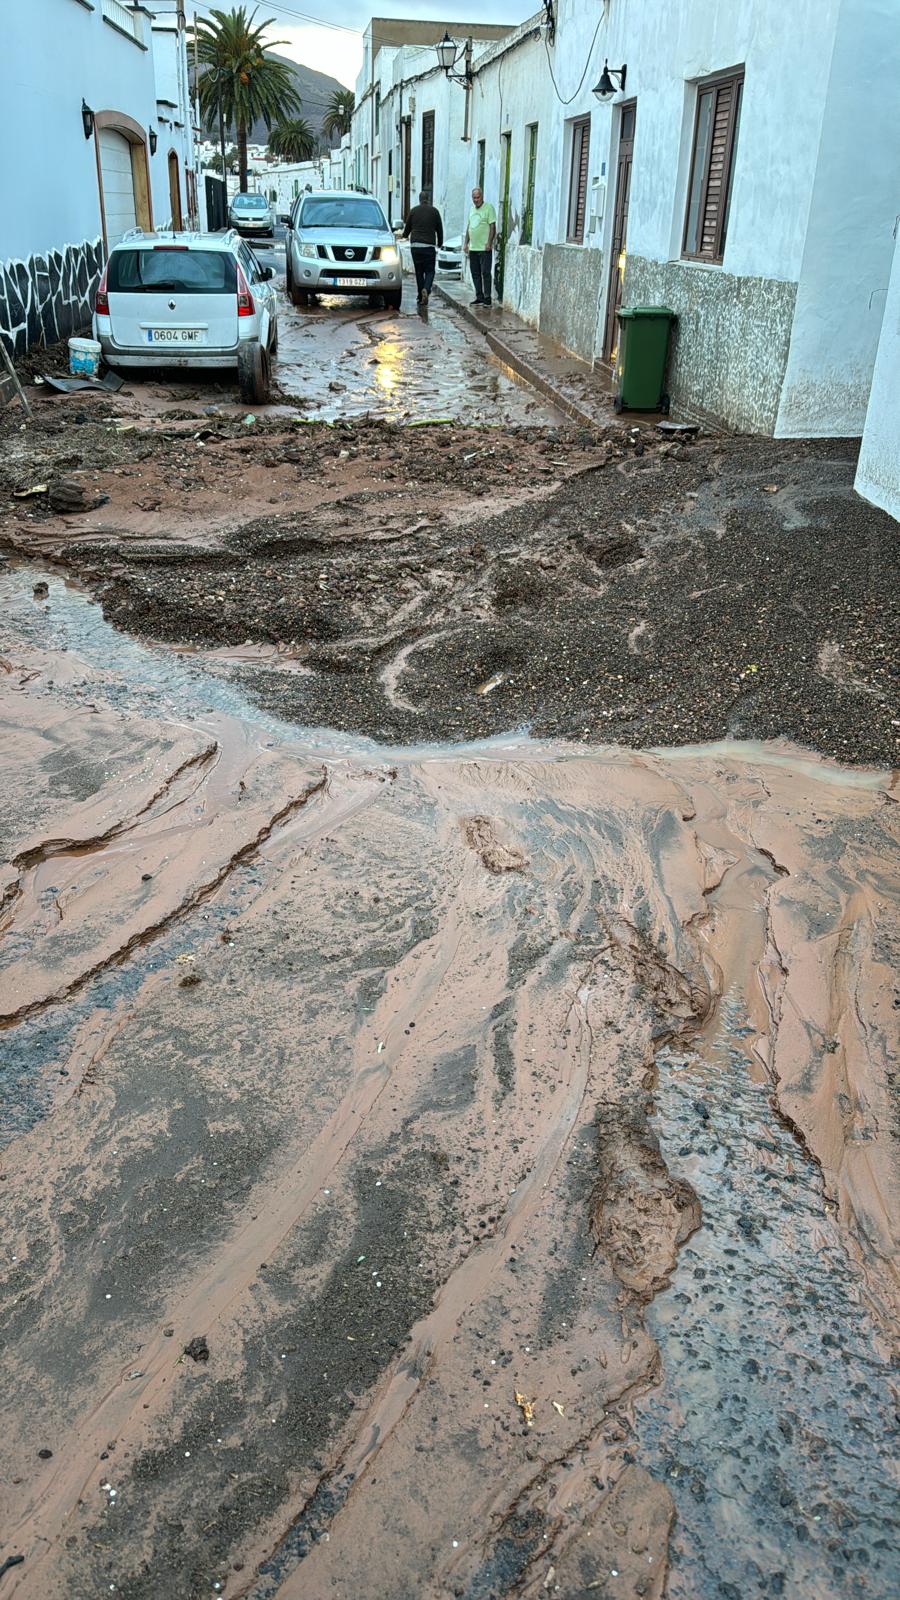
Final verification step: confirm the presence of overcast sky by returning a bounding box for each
[190,1,529,90]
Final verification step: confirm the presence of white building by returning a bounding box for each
[855,228,900,520]
[351,18,514,228]
[353,1,900,451]
[3,0,198,356]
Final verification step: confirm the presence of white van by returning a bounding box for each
[92,229,278,403]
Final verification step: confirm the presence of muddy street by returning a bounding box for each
[1,289,899,1600]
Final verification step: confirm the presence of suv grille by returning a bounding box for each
[319,244,369,263]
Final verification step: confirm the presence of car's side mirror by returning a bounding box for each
[259,265,274,280]
[283,216,293,229]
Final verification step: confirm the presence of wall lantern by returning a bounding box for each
[149,127,158,155]
[435,32,473,87]
[592,61,628,101]
[81,99,95,140]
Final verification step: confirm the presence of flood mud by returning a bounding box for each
[0,567,897,1600]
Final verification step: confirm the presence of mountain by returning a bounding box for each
[202,54,346,153]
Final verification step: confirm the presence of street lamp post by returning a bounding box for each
[435,34,474,141]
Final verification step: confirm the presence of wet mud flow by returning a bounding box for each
[0,564,897,1600]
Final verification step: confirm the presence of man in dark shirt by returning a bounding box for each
[403,191,444,305]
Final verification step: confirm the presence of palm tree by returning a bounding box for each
[268,119,317,164]
[322,87,354,144]
[192,7,302,192]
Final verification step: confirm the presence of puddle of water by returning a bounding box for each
[635,1007,900,1600]
[274,298,559,425]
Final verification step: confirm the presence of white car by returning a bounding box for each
[93,229,278,403]
[228,192,275,237]
[436,236,464,278]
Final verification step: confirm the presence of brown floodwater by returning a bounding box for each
[0,567,897,1600]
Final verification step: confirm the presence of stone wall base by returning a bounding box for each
[1,240,105,358]
[623,256,797,434]
[539,244,603,363]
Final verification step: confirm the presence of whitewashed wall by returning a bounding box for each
[465,21,555,324]
[855,226,900,521]
[4,0,194,353]
[775,0,900,436]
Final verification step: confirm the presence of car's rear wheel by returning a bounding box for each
[238,342,270,405]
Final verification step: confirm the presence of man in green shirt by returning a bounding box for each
[463,187,497,307]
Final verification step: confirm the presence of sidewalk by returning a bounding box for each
[434,275,617,430]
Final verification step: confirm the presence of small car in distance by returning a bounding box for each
[436,236,464,278]
[92,229,278,403]
[228,192,275,237]
[285,191,402,310]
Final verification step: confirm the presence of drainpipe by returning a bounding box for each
[462,39,472,143]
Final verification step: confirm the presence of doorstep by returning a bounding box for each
[434,277,617,431]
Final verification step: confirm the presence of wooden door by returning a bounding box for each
[603,101,636,362]
[421,112,435,201]
[168,151,183,231]
[402,119,411,218]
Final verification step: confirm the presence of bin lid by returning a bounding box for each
[616,305,677,321]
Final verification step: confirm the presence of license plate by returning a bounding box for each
[146,328,205,345]
[328,276,368,288]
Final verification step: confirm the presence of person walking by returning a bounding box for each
[463,187,497,307]
[403,190,444,305]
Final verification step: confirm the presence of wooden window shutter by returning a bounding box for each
[567,118,590,243]
[683,70,744,262]
[699,81,734,257]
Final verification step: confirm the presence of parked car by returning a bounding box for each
[228,192,275,237]
[92,229,278,403]
[436,236,464,278]
[285,191,402,310]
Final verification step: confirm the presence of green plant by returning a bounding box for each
[192,6,301,192]
[322,87,354,143]
[268,118,317,163]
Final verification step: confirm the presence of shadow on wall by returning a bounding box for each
[0,241,105,358]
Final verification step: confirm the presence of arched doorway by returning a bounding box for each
[168,150,183,230]
[93,112,153,250]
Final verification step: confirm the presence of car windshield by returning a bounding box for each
[299,198,386,230]
[108,249,238,294]
[232,195,269,210]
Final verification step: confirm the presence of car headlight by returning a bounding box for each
[299,242,317,259]
[380,245,399,265]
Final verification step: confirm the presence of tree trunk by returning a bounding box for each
[237,119,248,193]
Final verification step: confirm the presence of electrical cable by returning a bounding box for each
[190,0,361,38]
[543,17,603,106]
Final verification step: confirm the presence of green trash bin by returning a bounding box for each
[614,305,676,413]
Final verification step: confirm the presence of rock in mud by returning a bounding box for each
[183,1336,210,1363]
[47,475,104,513]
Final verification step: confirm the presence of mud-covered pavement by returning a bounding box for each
[1,293,899,1599]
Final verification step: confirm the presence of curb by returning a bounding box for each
[433,284,606,432]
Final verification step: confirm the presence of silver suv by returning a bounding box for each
[92,229,278,403]
[286,191,402,310]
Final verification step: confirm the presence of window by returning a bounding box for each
[299,196,387,229]
[421,111,435,201]
[566,117,590,243]
[374,88,380,137]
[108,249,237,294]
[522,124,538,245]
[476,139,486,193]
[682,69,743,262]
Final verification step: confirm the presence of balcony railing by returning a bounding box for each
[101,0,146,47]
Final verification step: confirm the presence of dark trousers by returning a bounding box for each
[412,246,436,297]
[469,249,493,303]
